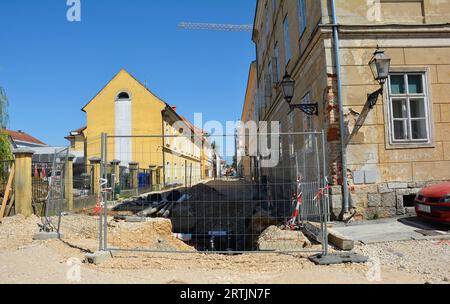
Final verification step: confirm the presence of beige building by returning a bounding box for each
[239,61,259,181]
[249,0,450,220]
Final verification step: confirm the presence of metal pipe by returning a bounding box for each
[321,130,329,256]
[331,0,350,214]
[105,248,324,255]
[99,137,104,251]
[103,133,108,251]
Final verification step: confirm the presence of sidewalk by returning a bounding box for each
[331,217,450,244]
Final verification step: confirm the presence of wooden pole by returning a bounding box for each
[0,164,15,219]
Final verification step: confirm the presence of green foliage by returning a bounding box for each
[0,87,8,128]
[0,87,12,160]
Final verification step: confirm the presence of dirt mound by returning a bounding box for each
[109,218,195,252]
[248,209,278,234]
[189,183,225,199]
[0,215,41,250]
[257,226,312,251]
[59,214,100,240]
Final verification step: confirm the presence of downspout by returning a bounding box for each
[331,0,350,214]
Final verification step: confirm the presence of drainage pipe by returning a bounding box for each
[331,0,350,214]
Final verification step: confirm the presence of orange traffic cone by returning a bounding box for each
[93,195,103,215]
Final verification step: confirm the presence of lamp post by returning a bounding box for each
[367,48,391,108]
[281,72,318,116]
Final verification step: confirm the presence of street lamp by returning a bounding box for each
[281,71,318,116]
[367,48,391,108]
[281,72,295,104]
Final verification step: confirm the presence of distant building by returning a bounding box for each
[71,69,215,188]
[239,61,258,182]
[65,126,86,164]
[6,129,47,148]
[5,129,68,163]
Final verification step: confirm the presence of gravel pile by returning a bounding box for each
[257,226,312,251]
[59,214,101,240]
[108,218,196,251]
[0,215,41,250]
[355,240,450,284]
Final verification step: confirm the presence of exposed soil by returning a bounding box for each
[113,179,293,251]
[108,219,195,251]
[0,213,448,284]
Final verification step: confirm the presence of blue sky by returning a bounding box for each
[0,0,256,146]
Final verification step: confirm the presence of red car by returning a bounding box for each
[415,182,450,224]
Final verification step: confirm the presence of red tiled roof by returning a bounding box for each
[5,130,47,146]
[72,126,86,134]
[181,116,206,141]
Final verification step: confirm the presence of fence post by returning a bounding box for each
[110,159,120,199]
[129,162,139,195]
[66,154,75,211]
[149,165,156,191]
[13,148,34,217]
[89,157,101,195]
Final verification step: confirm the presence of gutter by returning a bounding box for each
[331,0,350,215]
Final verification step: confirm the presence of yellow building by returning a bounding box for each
[71,69,206,188]
[239,61,258,181]
[65,126,86,159]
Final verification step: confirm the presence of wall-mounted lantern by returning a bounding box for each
[367,48,391,108]
[281,71,318,116]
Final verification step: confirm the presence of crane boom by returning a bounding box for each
[178,22,252,32]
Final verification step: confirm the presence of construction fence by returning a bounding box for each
[2,131,330,255]
[91,132,330,254]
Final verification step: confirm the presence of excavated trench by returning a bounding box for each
[112,179,293,252]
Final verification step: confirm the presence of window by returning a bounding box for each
[388,72,431,144]
[302,93,314,151]
[298,0,307,35]
[283,15,291,64]
[264,3,270,38]
[274,42,280,82]
[279,122,283,161]
[117,92,130,100]
[288,111,295,158]
[268,60,273,86]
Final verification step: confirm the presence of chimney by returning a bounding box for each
[172,106,177,112]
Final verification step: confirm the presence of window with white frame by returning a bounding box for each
[283,15,291,64]
[388,72,431,144]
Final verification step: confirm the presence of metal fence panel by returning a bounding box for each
[36,148,69,233]
[92,132,329,254]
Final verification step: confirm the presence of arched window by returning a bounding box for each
[117,92,130,100]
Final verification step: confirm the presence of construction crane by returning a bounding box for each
[178,22,252,32]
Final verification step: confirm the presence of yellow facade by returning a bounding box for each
[81,69,204,187]
[66,134,84,153]
[240,61,257,181]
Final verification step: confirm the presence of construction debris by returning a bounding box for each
[109,218,196,252]
[257,226,312,251]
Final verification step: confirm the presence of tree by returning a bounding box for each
[0,86,12,161]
